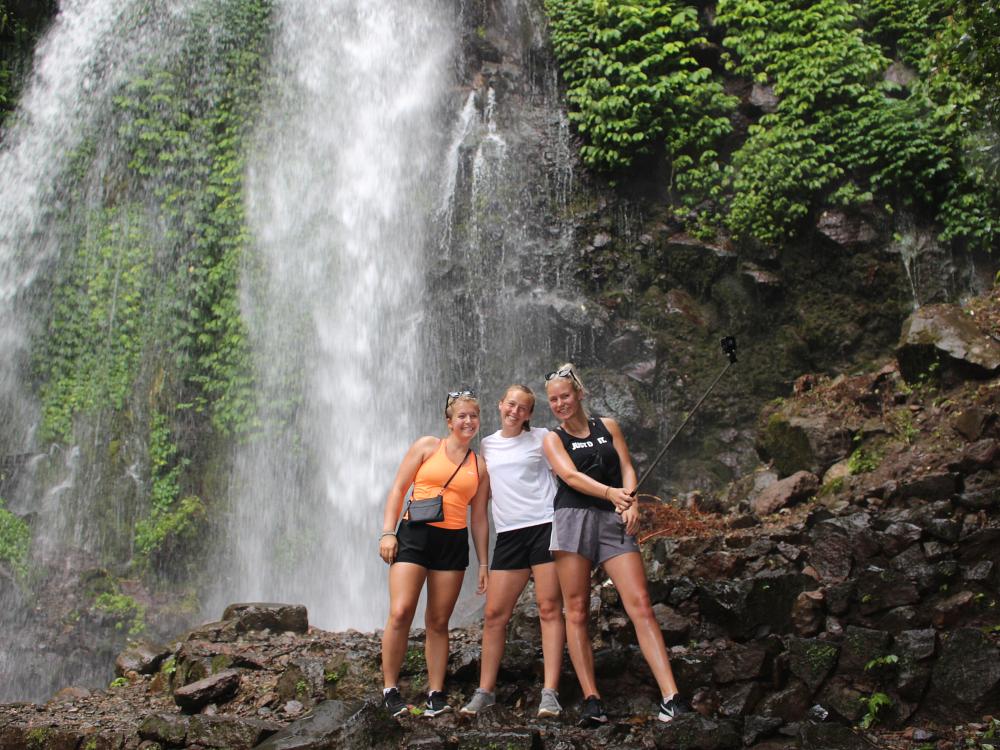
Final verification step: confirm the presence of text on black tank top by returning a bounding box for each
[553,417,622,512]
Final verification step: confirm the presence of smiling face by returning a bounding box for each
[545,377,583,423]
[446,397,481,441]
[498,387,534,433]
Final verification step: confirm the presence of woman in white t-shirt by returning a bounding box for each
[460,384,565,719]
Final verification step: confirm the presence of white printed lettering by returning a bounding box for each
[571,440,594,450]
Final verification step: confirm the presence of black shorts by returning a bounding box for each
[395,521,470,571]
[491,522,554,571]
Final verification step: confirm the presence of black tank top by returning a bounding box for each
[553,417,622,512]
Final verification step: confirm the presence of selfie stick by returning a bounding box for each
[630,336,738,498]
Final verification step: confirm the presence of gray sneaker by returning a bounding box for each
[537,688,562,718]
[459,688,496,715]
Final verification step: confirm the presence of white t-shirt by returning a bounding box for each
[481,428,557,533]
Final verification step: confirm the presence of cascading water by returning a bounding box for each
[0,0,210,702]
[217,0,456,629]
[0,0,586,703]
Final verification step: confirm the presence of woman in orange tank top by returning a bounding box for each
[377,391,490,718]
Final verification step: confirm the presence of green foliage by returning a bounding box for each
[111,0,272,437]
[108,676,129,689]
[543,0,999,250]
[93,591,146,636]
[864,653,899,671]
[544,0,735,200]
[858,690,893,729]
[848,445,882,474]
[0,497,31,579]
[38,205,154,443]
[134,412,206,563]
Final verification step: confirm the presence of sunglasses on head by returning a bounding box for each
[445,388,477,414]
[545,367,581,386]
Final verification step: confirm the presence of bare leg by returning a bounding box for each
[424,569,465,693]
[554,551,599,698]
[382,562,427,689]
[531,561,565,691]
[478,568,531,692]
[602,551,679,698]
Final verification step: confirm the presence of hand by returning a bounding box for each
[620,504,639,537]
[608,486,635,513]
[477,566,488,595]
[379,534,398,565]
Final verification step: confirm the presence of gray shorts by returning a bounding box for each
[549,506,640,565]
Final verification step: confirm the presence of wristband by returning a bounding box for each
[479,564,488,568]
[379,531,396,540]
[603,485,610,500]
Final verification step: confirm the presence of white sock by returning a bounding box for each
[662,692,677,703]
[383,686,396,696]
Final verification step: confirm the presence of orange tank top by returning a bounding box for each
[412,440,480,530]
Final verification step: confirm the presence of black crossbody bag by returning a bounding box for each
[404,447,472,525]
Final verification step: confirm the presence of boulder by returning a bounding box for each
[187,715,280,749]
[698,574,814,639]
[253,700,403,750]
[173,669,241,713]
[752,471,820,516]
[652,714,741,750]
[222,603,309,634]
[816,209,877,248]
[115,641,171,677]
[757,414,851,478]
[897,304,1000,384]
[928,628,1000,715]
[958,470,1000,509]
[786,638,839,692]
[712,643,769,684]
[837,626,891,675]
[138,714,189,746]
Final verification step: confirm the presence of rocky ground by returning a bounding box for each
[2,289,999,749]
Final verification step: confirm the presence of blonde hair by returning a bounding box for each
[445,393,480,419]
[503,384,535,432]
[547,363,585,395]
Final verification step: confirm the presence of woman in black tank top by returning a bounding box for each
[542,364,691,726]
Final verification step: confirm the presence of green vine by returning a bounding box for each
[0,497,31,580]
[544,0,735,202]
[543,0,999,251]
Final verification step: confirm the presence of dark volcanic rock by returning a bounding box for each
[174,669,242,713]
[752,471,820,516]
[757,415,852,477]
[115,640,171,677]
[786,637,839,692]
[699,574,815,639]
[897,304,1000,383]
[652,714,740,750]
[187,714,279,749]
[253,700,402,750]
[222,603,309,634]
[928,628,1000,714]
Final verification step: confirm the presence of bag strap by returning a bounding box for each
[440,447,472,491]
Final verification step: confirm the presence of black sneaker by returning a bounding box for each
[382,687,409,717]
[578,695,608,727]
[657,695,692,723]
[424,690,452,717]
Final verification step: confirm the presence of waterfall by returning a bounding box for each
[0,0,205,702]
[0,0,585,702]
[217,0,456,629]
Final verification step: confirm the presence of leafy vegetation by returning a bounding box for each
[93,591,146,637]
[544,0,1000,251]
[31,0,273,576]
[0,497,31,579]
[859,690,893,729]
[133,412,206,566]
[543,0,735,208]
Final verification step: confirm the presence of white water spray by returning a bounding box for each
[223,0,455,630]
